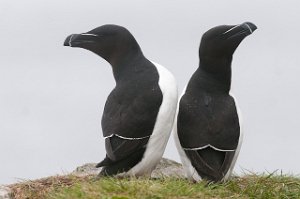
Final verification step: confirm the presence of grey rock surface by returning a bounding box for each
[0,186,11,199]
[151,158,186,178]
[72,158,186,178]
[72,163,102,177]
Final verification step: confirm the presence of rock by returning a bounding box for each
[72,163,102,177]
[0,186,11,199]
[151,158,185,178]
[72,158,186,179]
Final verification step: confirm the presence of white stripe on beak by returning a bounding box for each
[69,34,74,47]
[80,33,98,37]
[244,23,253,33]
[222,24,240,35]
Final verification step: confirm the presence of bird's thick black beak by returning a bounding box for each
[64,34,79,47]
[224,22,257,39]
[64,33,98,47]
[240,22,257,35]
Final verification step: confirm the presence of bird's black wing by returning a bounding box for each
[102,75,163,139]
[184,147,235,182]
[96,135,149,175]
[177,93,240,181]
[98,68,163,174]
[177,93,240,150]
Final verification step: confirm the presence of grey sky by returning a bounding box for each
[1,0,300,184]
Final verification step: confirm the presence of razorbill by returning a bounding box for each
[174,22,257,182]
[64,24,178,176]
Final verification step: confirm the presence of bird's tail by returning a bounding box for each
[96,156,113,168]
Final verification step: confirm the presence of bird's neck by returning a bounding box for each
[195,58,232,93]
[110,50,146,82]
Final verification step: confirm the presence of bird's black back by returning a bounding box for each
[102,57,163,139]
[177,68,240,150]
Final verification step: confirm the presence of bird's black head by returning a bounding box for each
[199,22,257,71]
[64,24,142,66]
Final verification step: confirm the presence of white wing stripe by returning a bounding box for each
[104,134,150,140]
[183,144,235,152]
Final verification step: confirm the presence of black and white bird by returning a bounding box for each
[64,25,178,176]
[174,22,257,182]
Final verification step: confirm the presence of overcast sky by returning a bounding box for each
[1,0,300,184]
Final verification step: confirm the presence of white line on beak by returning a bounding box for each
[80,33,98,37]
[244,23,253,33]
[69,34,74,47]
[222,24,240,35]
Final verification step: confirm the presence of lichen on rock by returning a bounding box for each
[0,186,11,199]
[72,158,186,179]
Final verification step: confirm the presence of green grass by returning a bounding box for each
[9,173,300,199]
